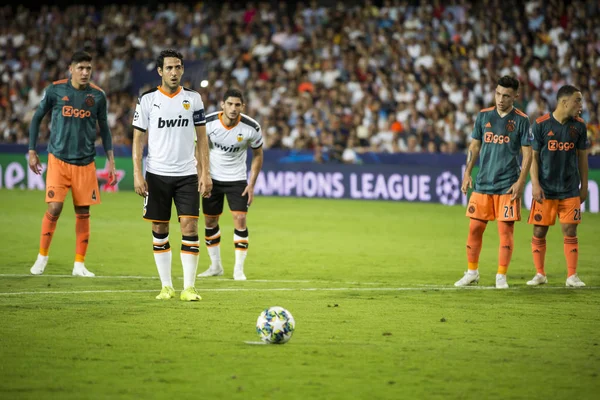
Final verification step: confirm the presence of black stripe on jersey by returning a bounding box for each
[241,115,260,132]
[206,113,220,123]
[183,87,200,95]
[138,87,159,103]
[132,124,146,132]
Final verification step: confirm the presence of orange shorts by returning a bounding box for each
[527,197,581,226]
[45,153,101,206]
[466,192,521,222]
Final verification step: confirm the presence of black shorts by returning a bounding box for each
[143,171,199,222]
[202,179,248,216]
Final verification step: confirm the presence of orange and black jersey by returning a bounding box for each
[471,106,531,194]
[29,79,112,166]
[531,113,588,199]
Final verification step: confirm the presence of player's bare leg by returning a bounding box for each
[232,212,248,281]
[198,215,224,277]
[31,202,63,275]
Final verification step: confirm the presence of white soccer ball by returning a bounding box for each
[256,306,296,344]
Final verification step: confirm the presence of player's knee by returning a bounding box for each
[205,216,219,228]
[47,202,64,217]
[562,224,577,237]
[152,222,169,235]
[469,220,486,237]
[74,205,90,215]
[533,226,548,239]
[498,222,514,240]
[233,213,247,229]
[180,218,198,236]
[499,232,514,245]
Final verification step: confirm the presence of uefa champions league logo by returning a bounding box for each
[436,171,461,205]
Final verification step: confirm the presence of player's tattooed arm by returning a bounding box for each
[465,140,481,172]
[461,139,481,194]
[530,150,544,203]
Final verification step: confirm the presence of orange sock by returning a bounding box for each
[75,214,90,263]
[466,219,487,270]
[39,211,59,256]
[497,222,514,274]
[563,236,578,277]
[531,237,546,275]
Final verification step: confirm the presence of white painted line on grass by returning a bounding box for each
[0,286,599,296]
[0,289,157,295]
[0,274,159,279]
[0,274,382,285]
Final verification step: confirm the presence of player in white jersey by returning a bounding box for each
[131,49,212,301]
[197,88,264,280]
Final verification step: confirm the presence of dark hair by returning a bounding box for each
[556,85,580,101]
[156,49,184,69]
[70,51,92,64]
[497,76,519,91]
[223,88,245,103]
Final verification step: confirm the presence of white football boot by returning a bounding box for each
[495,274,509,289]
[454,270,479,287]
[30,254,49,275]
[566,274,585,287]
[197,264,224,277]
[526,273,548,286]
[233,265,247,281]
[72,262,95,277]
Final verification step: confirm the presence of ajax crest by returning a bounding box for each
[85,95,95,107]
[569,125,578,138]
[506,120,515,132]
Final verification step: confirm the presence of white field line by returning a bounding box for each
[0,286,599,296]
[0,274,384,285]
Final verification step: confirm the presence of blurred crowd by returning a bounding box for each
[1,0,600,161]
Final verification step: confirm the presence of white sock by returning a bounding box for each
[467,269,478,275]
[235,250,247,269]
[153,232,172,287]
[182,235,200,289]
[234,228,249,269]
[207,246,221,268]
[205,226,222,268]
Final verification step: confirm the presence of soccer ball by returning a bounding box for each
[256,306,295,344]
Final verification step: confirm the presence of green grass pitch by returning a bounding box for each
[0,189,599,400]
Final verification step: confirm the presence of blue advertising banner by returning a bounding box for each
[4,145,599,169]
[253,163,466,205]
[1,145,597,212]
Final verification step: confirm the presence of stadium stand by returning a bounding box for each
[0,0,599,157]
